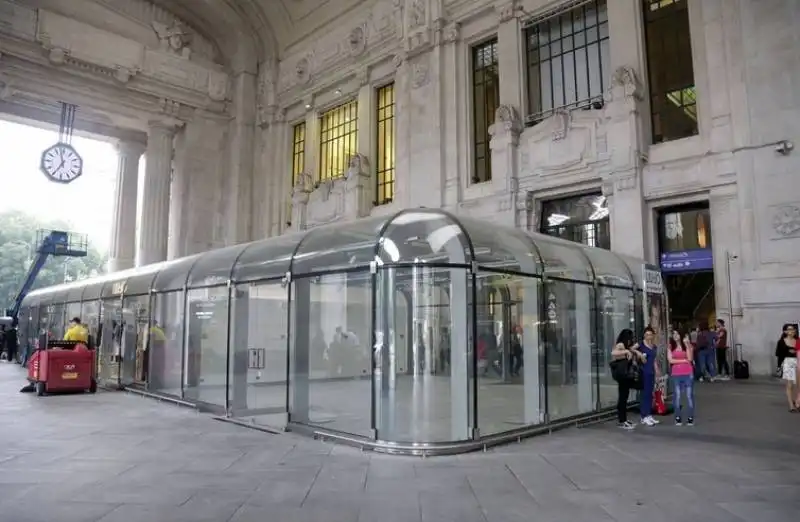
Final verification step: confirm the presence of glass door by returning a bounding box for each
[97,299,123,388]
[120,295,150,388]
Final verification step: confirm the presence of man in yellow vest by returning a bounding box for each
[64,317,89,344]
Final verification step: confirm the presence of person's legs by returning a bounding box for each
[683,376,695,421]
[701,349,716,379]
[716,347,729,377]
[673,377,684,422]
[640,373,654,421]
[617,381,630,424]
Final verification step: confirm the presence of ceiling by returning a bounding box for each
[155,0,374,63]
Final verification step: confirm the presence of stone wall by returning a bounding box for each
[256,0,800,374]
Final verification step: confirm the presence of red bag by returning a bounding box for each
[653,389,667,416]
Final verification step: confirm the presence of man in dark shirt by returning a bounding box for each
[716,319,731,379]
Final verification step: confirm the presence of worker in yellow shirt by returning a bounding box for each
[64,317,89,344]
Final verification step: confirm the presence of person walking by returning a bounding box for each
[695,323,717,382]
[668,329,695,426]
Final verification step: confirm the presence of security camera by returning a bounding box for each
[775,140,794,155]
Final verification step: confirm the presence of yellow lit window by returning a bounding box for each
[291,122,306,187]
[375,83,395,206]
[319,100,358,181]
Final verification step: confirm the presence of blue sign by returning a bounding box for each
[660,249,713,273]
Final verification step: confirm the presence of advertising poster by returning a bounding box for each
[643,265,669,369]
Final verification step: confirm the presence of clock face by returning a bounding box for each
[40,143,83,184]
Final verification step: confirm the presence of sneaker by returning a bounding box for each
[618,421,635,430]
[686,418,694,426]
[640,417,656,426]
[675,417,682,426]
[647,415,660,425]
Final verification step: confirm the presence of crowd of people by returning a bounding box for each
[611,319,732,430]
[611,319,799,430]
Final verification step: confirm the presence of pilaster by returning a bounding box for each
[227,71,257,245]
[108,139,145,272]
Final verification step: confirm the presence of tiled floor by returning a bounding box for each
[0,362,797,522]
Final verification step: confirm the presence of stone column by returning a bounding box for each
[108,140,145,272]
[226,71,257,245]
[137,121,176,267]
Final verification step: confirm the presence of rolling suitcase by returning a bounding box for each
[733,345,749,380]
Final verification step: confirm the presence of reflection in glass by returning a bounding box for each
[543,281,596,419]
[120,295,150,388]
[374,266,469,442]
[475,272,543,435]
[150,292,183,397]
[185,287,229,407]
[659,207,711,252]
[228,282,288,423]
[97,299,122,387]
[597,287,635,408]
[290,272,372,436]
[539,193,610,250]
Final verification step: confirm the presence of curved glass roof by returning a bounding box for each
[21,208,647,308]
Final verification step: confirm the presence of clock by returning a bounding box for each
[40,142,83,184]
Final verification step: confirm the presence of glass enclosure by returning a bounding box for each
[20,209,663,454]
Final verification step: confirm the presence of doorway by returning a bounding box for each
[657,202,715,329]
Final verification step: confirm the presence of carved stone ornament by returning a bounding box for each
[346,153,370,181]
[497,1,520,23]
[552,109,570,141]
[0,75,15,101]
[408,0,426,30]
[295,57,311,85]
[491,105,522,135]
[443,22,460,43]
[611,65,643,100]
[348,26,367,56]
[48,47,67,65]
[392,52,406,70]
[152,20,192,58]
[772,205,800,237]
[410,57,429,89]
[293,172,314,194]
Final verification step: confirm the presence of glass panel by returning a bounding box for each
[597,287,635,409]
[184,286,229,407]
[120,295,150,387]
[99,270,136,298]
[81,300,100,350]
[232,231,306,284]
[289,272,372,437]
[374,266,469,442]
[531,236,593,282]
[539,193,610,250]
[150,291,184,397]
[124,263,163,296]
[66,281,87,302]
[456,215,541,274]
[187,244,249,289]
[378,211,470,265]
[617,254,645,291]
[579,247,634,287]
[475,272,543,435]
[65,302,82,330]
[97,299,123,388]
[47,302,66,339]
[472,38,499,184]
[81,279,107,301]
[228,282,289,426]
[152,255,201,292]
[292,216,389,275]
[543,280,596,419]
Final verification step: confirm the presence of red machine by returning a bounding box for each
[27,340,97,396]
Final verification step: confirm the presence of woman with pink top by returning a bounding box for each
[668,329,695,426]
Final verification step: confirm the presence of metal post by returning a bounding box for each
[725,251,737,359]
